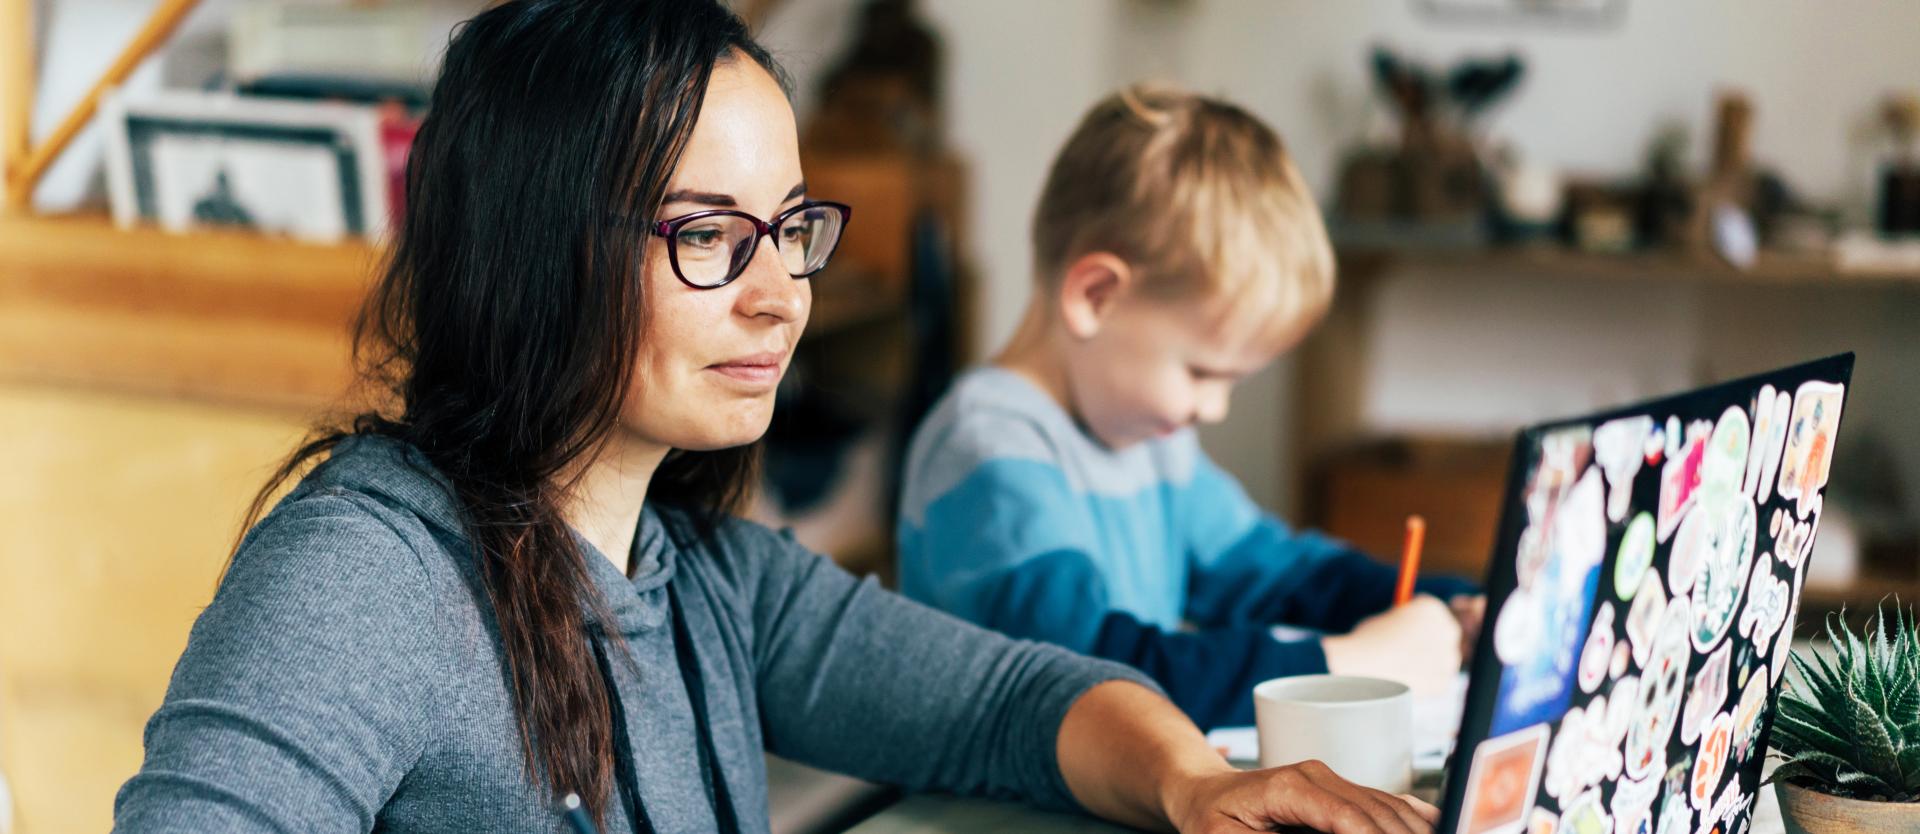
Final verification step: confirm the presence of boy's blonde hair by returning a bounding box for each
[1031,83,1334,336]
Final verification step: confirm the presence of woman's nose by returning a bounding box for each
[734,236,808,322]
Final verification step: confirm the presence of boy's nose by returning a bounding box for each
[1194,387,1230,425]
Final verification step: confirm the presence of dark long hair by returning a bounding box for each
[236,0,784,824]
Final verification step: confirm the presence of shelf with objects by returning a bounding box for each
[1293,54,1920,638]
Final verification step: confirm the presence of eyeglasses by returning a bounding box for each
[650,201,852,289]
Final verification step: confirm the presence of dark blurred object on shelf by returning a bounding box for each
[1634,122,1694,249]
[802,0,942,156]
[1334,46,1524,244]
[1879,93,1920,236]
[1564,179,1637,253]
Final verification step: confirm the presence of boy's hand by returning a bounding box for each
[1320,596,1461,697]
[1449,594,1486,663]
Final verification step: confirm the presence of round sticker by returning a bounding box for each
[1701,406,1750,491]
[1615,512,1656,601]
[1689,488,1757,652]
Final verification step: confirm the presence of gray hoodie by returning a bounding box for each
[112,435,1154,833]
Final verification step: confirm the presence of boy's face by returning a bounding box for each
[1061,287,1288,450]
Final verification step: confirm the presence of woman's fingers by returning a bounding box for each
[1283,761,1426,834]
[1397,793,1442,824]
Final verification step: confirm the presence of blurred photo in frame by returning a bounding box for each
[103,91,390,243]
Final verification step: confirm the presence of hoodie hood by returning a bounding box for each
[297,433,672,634]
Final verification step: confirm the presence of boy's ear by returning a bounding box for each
[1056,252,1133,340]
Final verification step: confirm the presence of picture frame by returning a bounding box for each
[102,90,390,243]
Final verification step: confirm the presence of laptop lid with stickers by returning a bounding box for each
[1438,353,1854,834]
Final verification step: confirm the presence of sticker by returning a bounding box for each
[1544,692,1625,802]
[1611,641,1632,679]
[1493,466,1605,734]
[1495,586,1545,667]
[1666,507,1707,600]
[1777,496,1822,571]
[1730,674,1768,764]
[1610,768,1659,833]
[1680,642,1731,746]
[1688,489,1756,652]
[1777,381,1844,519]
[1771,566,1807,685]
[1664,416,1682,459]
[1769,507,1783,539]
[1595,416,1654,523]
[1755,388,1791,505]
[1689,712,1733,809]
[1578,603,1617,694]
[1656,431,1707,543]
[1706,779,1754,831]
[1459,724,1551,834]
[1700,406,1749,491]
[1741,386,1776,498]
[1625,600,1690,780]
[1645,424,1665,466]
[1528,807,1559,834]
[1625,574,1666,667]
[1738,564,1789,657]
[1561,788,1612,834]
[1653,760,1693,834]
[1615,513,1656,601]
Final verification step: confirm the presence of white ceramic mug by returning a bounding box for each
[1253,674,1414,794]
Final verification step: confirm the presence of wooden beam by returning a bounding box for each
[4,0,202,209]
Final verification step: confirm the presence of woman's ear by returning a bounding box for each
[1056,252,1133,340]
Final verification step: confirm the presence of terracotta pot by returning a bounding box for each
[1777,781,1920,834]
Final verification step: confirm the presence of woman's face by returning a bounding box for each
[622,58,810,453]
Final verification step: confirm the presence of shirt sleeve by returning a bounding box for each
[1182,451,1479,634]
[900,448,1327,730]
[113,492,439,834]
[741,523,1158,814]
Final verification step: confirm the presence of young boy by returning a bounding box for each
[896,85,1483,730]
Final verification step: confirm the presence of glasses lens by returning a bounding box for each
[671,214,758,287]
[775,205,846,276]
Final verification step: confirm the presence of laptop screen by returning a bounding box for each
[1439,353,1853,834]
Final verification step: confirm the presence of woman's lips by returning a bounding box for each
[706,352,786,387]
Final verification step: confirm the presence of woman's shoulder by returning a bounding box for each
[662,506,828,594]
[220,488,444,622]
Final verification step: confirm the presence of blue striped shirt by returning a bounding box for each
[897,367,1472,729]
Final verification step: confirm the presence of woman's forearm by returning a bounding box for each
[1055,680,1236,831]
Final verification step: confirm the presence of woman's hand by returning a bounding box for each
[1059,681,1439,834]
[1161,760,1439,834]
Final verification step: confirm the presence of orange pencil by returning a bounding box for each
[1394,515,1425,606]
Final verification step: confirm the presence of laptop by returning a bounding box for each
[1437,353,1854,834]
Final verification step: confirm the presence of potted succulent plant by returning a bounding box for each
[1767,604,1920,834]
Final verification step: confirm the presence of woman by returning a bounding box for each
[113,2,1439,832]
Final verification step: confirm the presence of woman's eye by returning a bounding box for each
[677,226,727,250]
[780,224,810,244]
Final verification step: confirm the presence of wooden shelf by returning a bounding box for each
[0,213,376,412]
[1337,245,1920,289]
